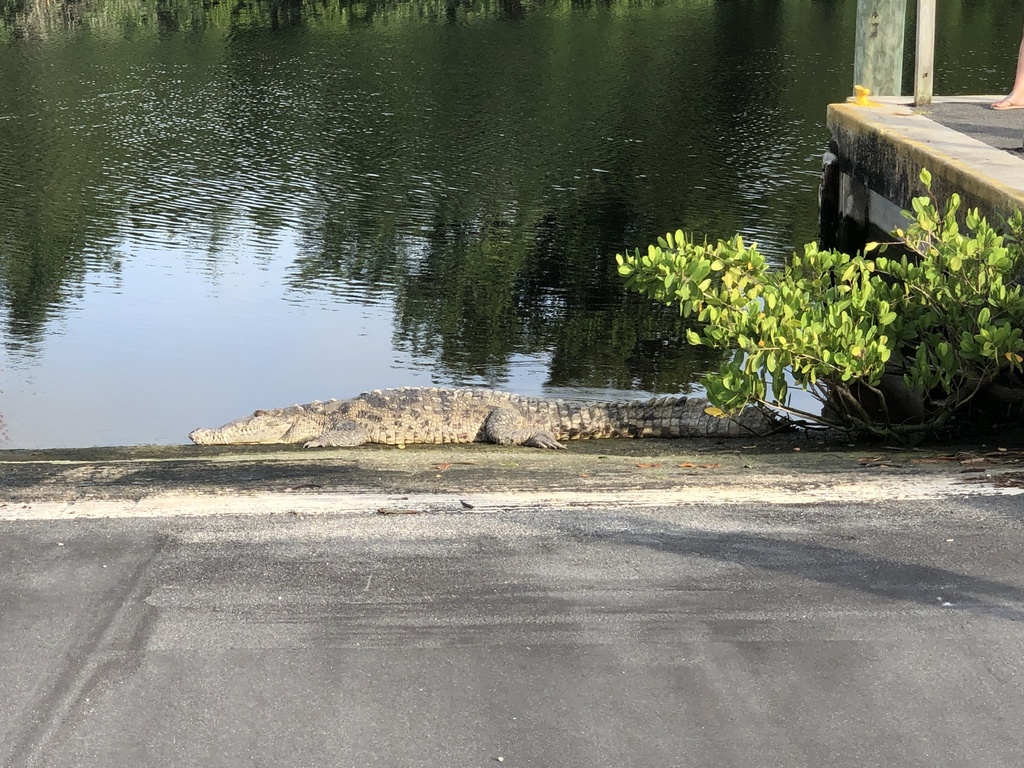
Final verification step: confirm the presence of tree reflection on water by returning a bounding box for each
[0,0,1018,445]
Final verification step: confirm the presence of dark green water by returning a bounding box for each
[0,0,1019,447]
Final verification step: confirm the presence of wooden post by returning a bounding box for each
[854,0,908,96]
[914,0,936,105]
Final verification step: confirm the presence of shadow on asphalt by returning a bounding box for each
[589,523,1024,623]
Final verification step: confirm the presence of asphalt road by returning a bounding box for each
[3,479,1024,768]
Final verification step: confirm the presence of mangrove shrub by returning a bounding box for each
[616,170,1024,441]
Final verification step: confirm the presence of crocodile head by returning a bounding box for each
[189,404,323,445]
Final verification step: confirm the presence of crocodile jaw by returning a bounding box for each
[189,405,320,445]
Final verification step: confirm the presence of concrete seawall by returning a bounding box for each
[822,96,1024,250]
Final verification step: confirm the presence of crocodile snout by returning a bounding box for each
[189,428,218,445]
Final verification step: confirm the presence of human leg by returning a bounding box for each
[992,24,1024,109]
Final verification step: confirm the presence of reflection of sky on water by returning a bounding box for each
[0,228,594,448]
[1,231,404,448]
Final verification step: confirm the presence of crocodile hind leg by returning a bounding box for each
[304,421,369,448]
[484,407,566,449]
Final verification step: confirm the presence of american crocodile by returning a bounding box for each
[189,387,781,449]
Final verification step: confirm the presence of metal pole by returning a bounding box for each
[914,0,936,105]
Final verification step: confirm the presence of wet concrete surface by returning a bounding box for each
[2,440,1024,767]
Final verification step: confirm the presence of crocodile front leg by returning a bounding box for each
[304,421,370,448]
[484,407,566,449]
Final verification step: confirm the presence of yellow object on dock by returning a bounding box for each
[852,85,875,106]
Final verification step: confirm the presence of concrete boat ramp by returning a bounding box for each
[1,439,1023,518]
[3,439,1024,767]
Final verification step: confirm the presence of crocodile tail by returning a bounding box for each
[538,396,779,440]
